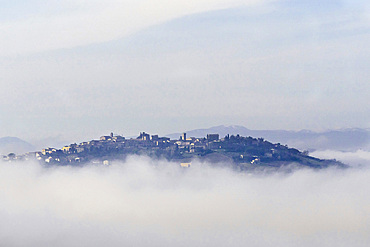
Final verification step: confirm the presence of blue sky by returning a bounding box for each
[0,0,369,143]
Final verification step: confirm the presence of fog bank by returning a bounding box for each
[311,149,370,167]
[1,156,369,247]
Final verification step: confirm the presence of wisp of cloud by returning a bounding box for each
[311,149,370,168]
[0,156,369,247]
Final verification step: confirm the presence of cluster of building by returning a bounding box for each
[3,132,224,165]
[2,130,307,169]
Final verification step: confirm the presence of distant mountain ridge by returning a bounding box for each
[2,126,369,156]
[166,125,370,151]
[0,137,35,155]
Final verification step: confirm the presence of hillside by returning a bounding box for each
[0,137,35,155]
[6,132,345,170]
[166,126,370,151]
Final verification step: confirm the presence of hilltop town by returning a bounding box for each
[2,131,344,170]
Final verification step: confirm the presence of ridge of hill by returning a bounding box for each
[166,125,370,151]
[3,131,345,170]
[0,137,35,155]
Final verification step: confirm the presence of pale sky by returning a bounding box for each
[0,0,264,55]
[0,0,369,144]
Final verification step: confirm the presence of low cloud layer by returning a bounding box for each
[1,156,370,247]
[311,149,370,167]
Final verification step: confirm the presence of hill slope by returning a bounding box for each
[0,137,35,155]
[166,126,370,151]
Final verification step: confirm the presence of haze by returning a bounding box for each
[1,1,369,245]
[0,156,370,247]
[0,0,369,144]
